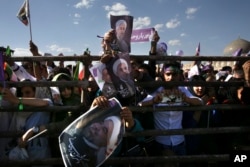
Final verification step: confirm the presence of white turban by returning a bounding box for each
[112,58,128,76]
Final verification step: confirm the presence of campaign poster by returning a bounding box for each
[59,98,125,167]
[131,28,155,42]
[110,15,133,53]
[89,52,135,99]
[89,63,117,98]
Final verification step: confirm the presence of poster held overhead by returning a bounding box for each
[110,15,133,53]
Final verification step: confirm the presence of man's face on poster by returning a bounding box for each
[85,121,108,147]
[117,62,130,81]
[116,22,126,40]
[84,119,114,148]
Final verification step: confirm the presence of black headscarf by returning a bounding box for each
[187,75,207,98]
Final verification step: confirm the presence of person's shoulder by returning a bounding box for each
[179,86,189,92]
[145,86,163,97]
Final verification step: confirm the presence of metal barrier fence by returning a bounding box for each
[0,55,249,166]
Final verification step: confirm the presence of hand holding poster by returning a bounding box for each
[59,98,125,167]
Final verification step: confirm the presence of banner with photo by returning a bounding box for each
[89,52,135,99]
[59,98,125,167]
[110,15,133,53]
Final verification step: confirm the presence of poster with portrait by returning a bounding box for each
[110,15,133,53]
[59,98,125,167]
[89,63,117,98]
[89,52,135,99]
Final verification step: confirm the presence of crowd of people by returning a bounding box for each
[0,27,250,167]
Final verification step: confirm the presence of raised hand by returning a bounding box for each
[29,40,40,56]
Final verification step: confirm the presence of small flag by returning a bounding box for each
[5,46,11,56]
[4,63,18,82]
[78,62,85,80]
[233,48,243,68]
[233,48,242,57]
[188,64,200,78]
[17,0,29,26]
[73,61,79,80]
[195,42,200,56]
[73,61,85,81]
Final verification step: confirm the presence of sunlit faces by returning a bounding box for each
[192,86,206,97]
[164,70,180,81]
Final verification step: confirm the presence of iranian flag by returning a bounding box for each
[74,61,85,80]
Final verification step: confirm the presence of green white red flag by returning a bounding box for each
[74,61,85,80]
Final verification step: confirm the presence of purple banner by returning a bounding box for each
[131,28,154,42]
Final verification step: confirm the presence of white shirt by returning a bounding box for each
[142,86,197,146]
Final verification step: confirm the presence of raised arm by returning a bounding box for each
[29,40,43,80]
[2,88,49,107]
